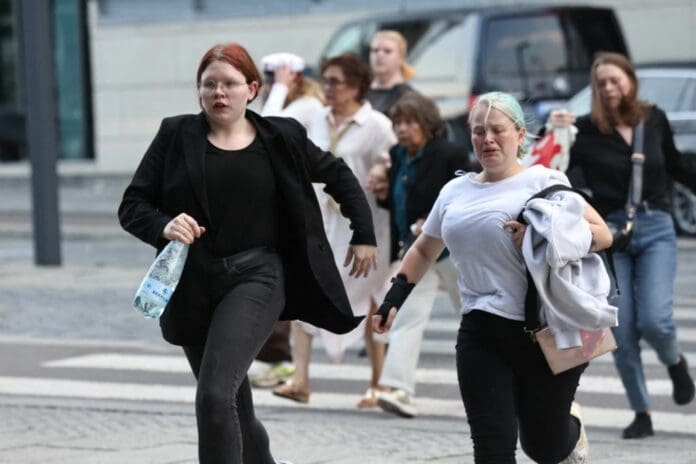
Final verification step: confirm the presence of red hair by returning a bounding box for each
[196,43,262,102]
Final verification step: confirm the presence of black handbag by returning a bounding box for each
[607,122,645,252]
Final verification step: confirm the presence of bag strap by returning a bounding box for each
[626,122,645,218]
[519,184,620,334]
[516,184,591,224]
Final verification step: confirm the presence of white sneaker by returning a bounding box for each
[377,388,418,418]
[561,402,589,463]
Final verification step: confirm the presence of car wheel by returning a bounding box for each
[671,182,696,236]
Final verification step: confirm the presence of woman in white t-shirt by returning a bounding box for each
[373,92,613,464]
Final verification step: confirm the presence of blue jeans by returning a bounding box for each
[609,209,681,413]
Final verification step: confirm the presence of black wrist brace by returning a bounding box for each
[376,273,416,327]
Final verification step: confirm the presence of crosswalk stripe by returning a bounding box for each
[424,319,696,340]
[0,376,694,435]
[43,353,679,397]
[415,340,696,367]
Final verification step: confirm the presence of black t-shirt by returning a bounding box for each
[366,83,415,116]
[205,137,280,257]
[568,106,696,216]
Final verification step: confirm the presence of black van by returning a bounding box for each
[320,6,629,136]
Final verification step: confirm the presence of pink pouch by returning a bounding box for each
[535,327,617,374]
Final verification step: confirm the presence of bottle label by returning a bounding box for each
[140,277,173,305]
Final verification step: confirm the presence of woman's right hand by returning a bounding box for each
[372,305,397,333]
[548,109,576,128]
[162,213,206,244]
[273,64,295,87]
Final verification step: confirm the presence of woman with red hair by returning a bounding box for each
[119,42,379,464]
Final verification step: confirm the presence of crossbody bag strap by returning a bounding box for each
[626,122,645,219]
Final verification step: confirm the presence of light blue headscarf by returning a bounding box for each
[469,91,528,157]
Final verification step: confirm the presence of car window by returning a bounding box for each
[379,19,433,56]
[323,24,364,59]
[682,79,696,112]
[410,18,468,79]
[566,86,591,117]
[640,76,690,112]
[482,15,566,77]
[565,9,626,58]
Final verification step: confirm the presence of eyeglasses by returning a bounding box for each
[200,80,248,94]
[320,77,346,88]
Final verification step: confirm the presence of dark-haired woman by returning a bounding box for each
[550,52,696,439]
[273,53,396,408]
[119,43,378,464]
[367,92,468,416]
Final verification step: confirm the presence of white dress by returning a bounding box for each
[304,102,396,361]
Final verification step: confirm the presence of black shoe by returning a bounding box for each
[622,413,654,439]
[668,355,695,405]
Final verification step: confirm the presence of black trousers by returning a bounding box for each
[456,310,587,464]
[183,247,285,464]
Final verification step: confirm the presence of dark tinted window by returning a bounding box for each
[378,19,432,58]
[482,15,566,77]
[0,0,22,161]
[565,9,627,58]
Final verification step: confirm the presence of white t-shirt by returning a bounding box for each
[422,165,571,321]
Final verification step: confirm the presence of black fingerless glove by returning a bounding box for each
[376,273,416,327]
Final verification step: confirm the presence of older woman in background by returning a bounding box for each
[367,92,469,417]
[273,53,396,408]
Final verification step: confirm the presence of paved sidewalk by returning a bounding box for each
[3,394,696,464]
[1,262,696,463]
[1,175,695,462]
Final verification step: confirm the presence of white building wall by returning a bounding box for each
[70,0,696,173]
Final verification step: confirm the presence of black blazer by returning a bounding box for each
[378,137,469,261]
[119,110,376,346]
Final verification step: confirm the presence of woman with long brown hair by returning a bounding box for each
[550,52,696,439]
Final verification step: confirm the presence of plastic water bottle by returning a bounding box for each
[132,240,189,319]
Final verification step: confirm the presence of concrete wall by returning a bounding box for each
[86,2,364,173]
[29,0,696,175]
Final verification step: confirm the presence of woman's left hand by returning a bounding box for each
[504,220,526,248]
[344,245,378,278]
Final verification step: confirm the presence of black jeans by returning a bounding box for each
[183,247,285,464]
[456,310,587,464]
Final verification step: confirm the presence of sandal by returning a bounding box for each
[357,387,382,409]
[272,380,310,404]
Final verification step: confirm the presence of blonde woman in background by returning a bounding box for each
[367,30,417,115]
